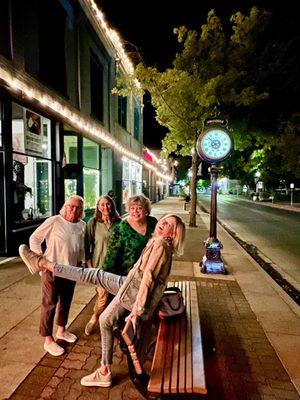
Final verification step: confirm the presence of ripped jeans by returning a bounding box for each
[54,264,127,365]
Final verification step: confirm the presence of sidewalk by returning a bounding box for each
[240,197,300,213]
[1,197,300,399]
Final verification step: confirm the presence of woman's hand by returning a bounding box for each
[86,259,93,268]
[125,312,138,335]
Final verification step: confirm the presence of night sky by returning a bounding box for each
[98,0,297,149]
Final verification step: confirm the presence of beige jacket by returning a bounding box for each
[116,236,173,318]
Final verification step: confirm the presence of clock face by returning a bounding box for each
[197,128,232,163]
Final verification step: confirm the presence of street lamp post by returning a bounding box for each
[290,183,294,206]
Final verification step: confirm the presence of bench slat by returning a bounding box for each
[178,281,187,392]
[170,317,181,393]
[184,281,193,393]
[170,281,182,394]
[148,319,167,393]
[190,281,207,394]
[162,319,175,393]
[147,280,207,397]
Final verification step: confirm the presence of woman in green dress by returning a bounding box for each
[85,194,157,335]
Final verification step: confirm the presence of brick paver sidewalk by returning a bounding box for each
[10,275,299,400]
[9,199,300,400]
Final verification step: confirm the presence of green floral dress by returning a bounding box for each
[102,215,157,275]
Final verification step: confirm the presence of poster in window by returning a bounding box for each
[24,110,43,155]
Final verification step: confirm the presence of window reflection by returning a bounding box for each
[13,156,52,223]
[83,168,99,209]
[12,103,52,224]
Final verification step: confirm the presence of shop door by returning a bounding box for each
[63,163,83,201]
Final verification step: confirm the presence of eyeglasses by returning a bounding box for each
[66,204,83,210]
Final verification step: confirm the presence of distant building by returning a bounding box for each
[0,0,169,254]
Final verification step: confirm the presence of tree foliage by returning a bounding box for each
[117,6,299,222]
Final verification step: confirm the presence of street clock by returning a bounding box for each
[197,127,232,164]
[197,118,233,274]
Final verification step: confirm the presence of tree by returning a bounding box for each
[135,8,273,226]
[115,6,299,220]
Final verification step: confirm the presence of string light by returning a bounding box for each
[0,1,171,180]
[85,0,135,75]
[0,64,171,181]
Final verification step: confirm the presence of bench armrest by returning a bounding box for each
[122,319,143,374]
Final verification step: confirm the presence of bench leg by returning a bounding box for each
[126,352,150,398]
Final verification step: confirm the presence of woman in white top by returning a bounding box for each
[29,195,85,356]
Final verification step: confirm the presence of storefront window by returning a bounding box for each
[64,135,78,163]
[83,137,99,169]
[84,168,99,208]
[64,179,77,201]
[83,138,100,208]
[12,103,51,158]
[122,157,142,203]
[12,103,52,224]
[13,155,52,223]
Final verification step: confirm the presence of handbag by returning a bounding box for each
[157,287,185,319]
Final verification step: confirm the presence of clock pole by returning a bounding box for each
[196,117,233,274]
[201,164,226,274]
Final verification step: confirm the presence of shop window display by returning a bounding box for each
[12,103,52,224]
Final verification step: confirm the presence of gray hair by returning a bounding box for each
[59,195,85,220]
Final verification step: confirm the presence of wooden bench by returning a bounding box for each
[121,280,207,399]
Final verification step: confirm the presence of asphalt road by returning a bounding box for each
[198,194,300,291]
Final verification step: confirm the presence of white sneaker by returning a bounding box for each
[56,331,77,343]
[81,368,112,387]
[44,341,64,356]
[19,245,42,274]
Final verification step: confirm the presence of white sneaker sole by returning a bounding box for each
[56,334,77,343]
[80,380,111,387]
[19,245,39,274]
[43,344,65,357]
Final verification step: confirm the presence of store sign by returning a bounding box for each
[24,110,43,156]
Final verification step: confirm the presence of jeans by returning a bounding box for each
[54,264,127,365]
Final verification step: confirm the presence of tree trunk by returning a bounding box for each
[189,152,198,227]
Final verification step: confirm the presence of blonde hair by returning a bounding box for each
[94,195,120,222]
[60,195,85,220]
[157,214,185,256]
[126,194,151,216]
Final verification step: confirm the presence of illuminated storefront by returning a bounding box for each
[122,156,142,206]
[0,0,170,255]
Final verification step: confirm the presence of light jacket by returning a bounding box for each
[116,236,173,318]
